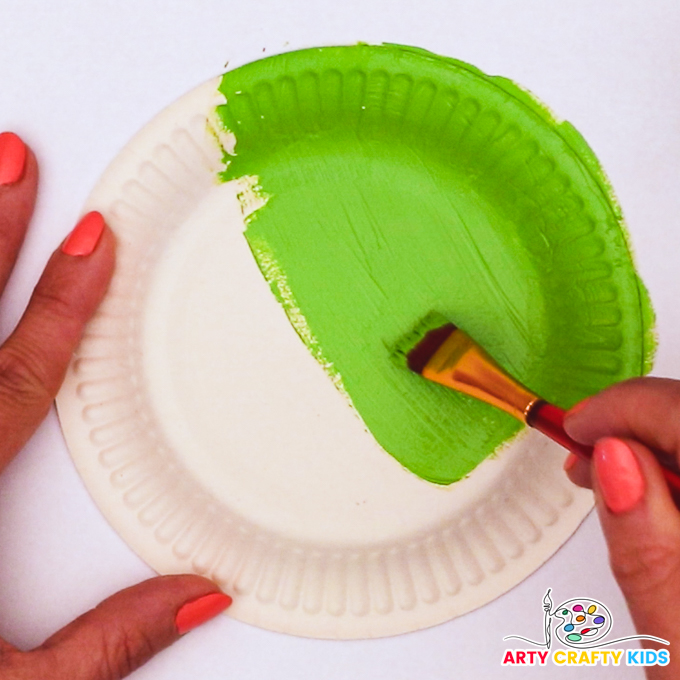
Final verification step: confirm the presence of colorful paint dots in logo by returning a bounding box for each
[553,599,612,647]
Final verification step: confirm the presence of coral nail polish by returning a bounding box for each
[594,437,645,513]
[0,132,27,186]
[563,452,578,472]
[61,211,106,256]
[175,592,232,635]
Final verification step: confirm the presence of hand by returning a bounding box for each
[0,132,231,679]
[564,377,680,679]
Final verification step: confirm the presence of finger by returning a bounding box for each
[0,132,37,294]
[563,451,592,489]
[0,212,115,471]
[564,377,680,455]
[33,575,231,680]
[593,436,680,657]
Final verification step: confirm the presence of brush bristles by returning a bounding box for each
[407,323,457,373]
[391,312,456,374]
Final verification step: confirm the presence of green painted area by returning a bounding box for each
[216,44,655,485]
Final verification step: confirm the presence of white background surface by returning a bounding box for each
[1,1,679,678]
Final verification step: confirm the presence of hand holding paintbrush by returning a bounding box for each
[396,313,680,672]
[563,380,680,679]
[393,312,680,503]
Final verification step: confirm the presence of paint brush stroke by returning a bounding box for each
[215,44,655,485]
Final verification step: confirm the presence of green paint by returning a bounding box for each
[216,44,655,485]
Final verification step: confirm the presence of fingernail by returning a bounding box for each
[594,437,645,514]
[175,592,232,635]
[563,452,579,472]
[0,132,27,186]
[61,211,106,256]
[566,396,592,419]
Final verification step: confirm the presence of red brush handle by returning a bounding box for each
[527,401,680,502]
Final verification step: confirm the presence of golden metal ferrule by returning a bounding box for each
[421,329,538,423]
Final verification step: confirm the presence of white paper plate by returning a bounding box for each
[56,76,593,639]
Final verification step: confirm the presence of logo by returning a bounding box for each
[501,589,670,667]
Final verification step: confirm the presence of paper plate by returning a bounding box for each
[56,45,650,639]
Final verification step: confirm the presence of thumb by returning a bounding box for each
[35,575,231,680]
[592,436,680,657]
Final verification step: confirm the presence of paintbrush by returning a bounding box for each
[393,312,680,498]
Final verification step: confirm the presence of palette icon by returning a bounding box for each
[552,598,611,647]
